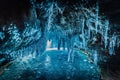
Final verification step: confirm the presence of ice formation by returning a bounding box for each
[0,1,119,65]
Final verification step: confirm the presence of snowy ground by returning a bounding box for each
[0,50,100,80]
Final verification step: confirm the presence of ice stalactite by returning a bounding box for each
[92,50,98,65]
[47,3,54,32]
[116,36,120,47]
[81,18,86,49]
[104,20,109,49]
[109,35,117,55]
[95,2,99,34]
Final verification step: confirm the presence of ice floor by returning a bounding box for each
[0,50,100,80]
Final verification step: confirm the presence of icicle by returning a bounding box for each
[47,3,54,31]
[117,40,120,47]
[109,41,115,55]
[93,50,98,65]
[67,49,73,62]
[104,20,109,49]
[81,18,86,49]
[109,36,116,55]
[88,28,91,40]
[95,2,99,33]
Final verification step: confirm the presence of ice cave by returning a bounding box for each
[0,0,120,80]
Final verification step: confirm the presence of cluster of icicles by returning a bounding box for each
[42,1,120,64]
[1,1,120,63]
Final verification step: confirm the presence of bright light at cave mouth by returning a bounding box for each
[46,40,68,51]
